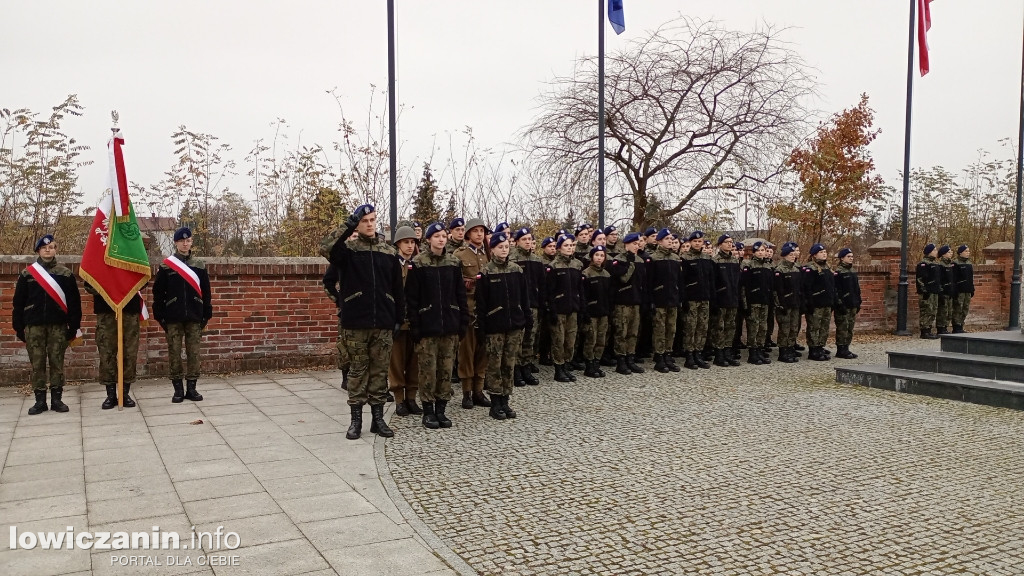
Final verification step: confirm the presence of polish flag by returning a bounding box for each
[918,0,934,76]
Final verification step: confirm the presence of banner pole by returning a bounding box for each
[116,307,124,411]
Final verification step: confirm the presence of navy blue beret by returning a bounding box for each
[957,244,968,254]
[838,247,853,259]
[513,227,531,241]
[603,225,617,235]
[489,232,509,248]
[656,228,672,242]
[623,232,641,244]
[717,234,732,245]
[34,234,54,252]
[575,223,593,235]
[644,227,657,237]
[556,234,576,249]
[174,227,192,242]
[937,245,951,257]
[541,236,556,248]
[448,217,465,230]
[924,243,936,255]
[810,243,825,256]
[589,245,607,258]
[688,230,704,242]
[781,243,795,257]
[424,222,446,239]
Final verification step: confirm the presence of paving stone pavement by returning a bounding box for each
[0,370,459,576]
[382,337,1024,576]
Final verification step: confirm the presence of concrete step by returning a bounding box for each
[835,364,1024,411]
[888,349,1024,384]
[940,330,1024,359]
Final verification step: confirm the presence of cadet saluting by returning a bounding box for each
[320,204,406,440]
[12,235,82,415]
[153,227,212,404]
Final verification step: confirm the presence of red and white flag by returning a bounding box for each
[918,0,934,76]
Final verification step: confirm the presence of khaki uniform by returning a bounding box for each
[454,243,490,392]
[388,257,418,404]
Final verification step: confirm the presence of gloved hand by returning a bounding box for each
[200,319,209,331]
[65,328,77,342]
[346,204,373,230]
[16,330,25,343]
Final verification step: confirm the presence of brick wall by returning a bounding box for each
[0,256,337,385]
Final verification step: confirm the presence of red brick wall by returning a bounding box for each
[1,257,337,385]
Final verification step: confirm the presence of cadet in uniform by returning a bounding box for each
[406,222,469,429]
[951,244,974,333]
[710,234,741,367]
[774,242,803,363]
[740,241,772,365]
[153,227,212,404]
[85,282,144,409]
[648,228,682,373]
[732,242,748,352]
[446,218,466,254]
[12,235,82,415]
[475,232,531,420]
[388,226,421,417]
[510,227,544,386]
[680,231,713,370]
[574,224,594,264]
[916,243,942,339]
[608,232,647,375]
[833,247,861,359]
[321,204,405,440]
[581,246,612,378]
[801,243,835,361]
[545,234,584,382]
[453,218,492,409]
[604,226,622,257]
[763,243,777,349]
[935,245,954,335]
[537,236,558,366]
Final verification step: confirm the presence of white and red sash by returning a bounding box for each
[164,255,202,296]
[28,262,69,313]
[140,301,150,322]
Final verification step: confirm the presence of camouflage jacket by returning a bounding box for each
[510,246,546,309]
[320,225,405,329]
[475,257,532,334]
[153,251,212,325]
[12,257,82,336]
[406,249,469,338]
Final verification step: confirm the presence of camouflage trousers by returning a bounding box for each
[806,307,832,347]
[416,334,458,403]
[458,327,488,392]
[581,316,610,360]
[550,313,578,365]
[765,302,776,345]
[652,307,678,354]
[165,322,202,380]
[952,293,972,326]
[834,307,858,347]
[344,328,393,406]
[485,330,524,396]
[613,305,640,356]
[936,295,953,329]
[683,301,710,352]
[919,293,938,330]
[776,308,801,347]
[336,318,349,370]
[388,330,418,404]
[96,312,140,385]
[710,307,738,350]
[518,307,540,363]
[745,304,769,350]
[25,324,69,391]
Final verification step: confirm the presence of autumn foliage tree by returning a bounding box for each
[769,94,885,244]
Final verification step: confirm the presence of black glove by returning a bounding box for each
[16,330,25,343]
[200,319,209,331]
[346,205,373,230]
[65,328,77,342]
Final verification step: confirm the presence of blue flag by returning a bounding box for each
[608,0,625,35]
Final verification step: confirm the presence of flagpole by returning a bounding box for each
[1010,8,1024,330]
[116,308,124,410]
[896,0,916,336]
[387,0,398,240]
[598,0,606,230]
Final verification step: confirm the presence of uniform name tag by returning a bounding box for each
[164,255,202,296]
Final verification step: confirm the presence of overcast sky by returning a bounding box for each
[3,0,1023,215]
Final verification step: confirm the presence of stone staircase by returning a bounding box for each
[835,331,1024,410]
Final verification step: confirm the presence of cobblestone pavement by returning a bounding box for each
[383,338,1024,575]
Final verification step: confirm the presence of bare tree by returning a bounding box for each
[521,18,816,229]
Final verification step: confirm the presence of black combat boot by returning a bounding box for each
[809,347,826,361]
[713,349,729,367]
[683,352,697,370]
[765,339,777,349]
[821,347,832,359]
[748,348,762,365]
[554,364,570,382]
[369,404,394,437]
[726,348,740,367]
[664,353,681,373]
[569,357,586,371]
[471,390,492,407]
[701,347,715,362]
[27,389,48,415]
[952,324,965,334]
[794,343,806,352]
[122,382,136,408]
[521,366,540,386]
[920,329,938,340]
[346,405,363,440]
[527,362,540,373]
[421,402,440,429]
[594,359,606,377]
[835,345,858,359]
[501,395,517,419]
[102,384,118,410]
[539,353,553,366]
[626,354,644,374]
[184,380,203,401]
[488,395,507,420]
[584,359,602,378]
[435,400,453,428]
[694,351,711,369]
[171,380,185,403]
[341,368,349,391]
[759,347,771,365]
[404,395,422,415]
[450,363,460,384]
[600,352,617,367]
[395,396,410,417]
[616,355,632,375]
[462,391,474,409]
[513,365,526,387]
[936,326,948,335]
[653,353,669,373]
